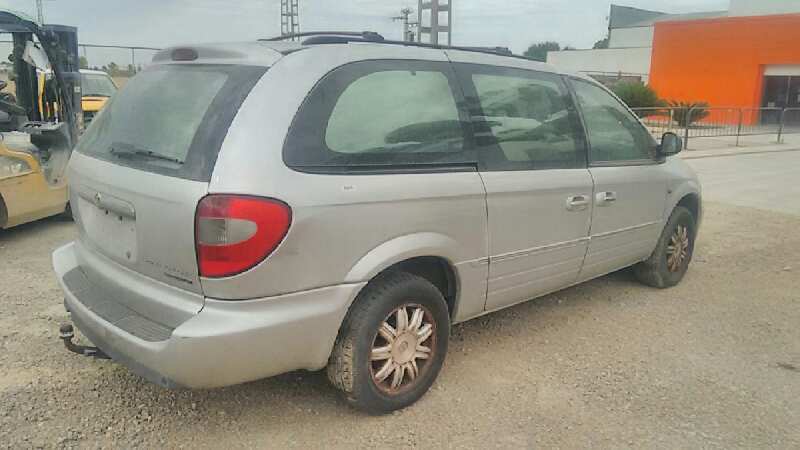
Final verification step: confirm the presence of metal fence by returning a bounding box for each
[632,106,800,148]
[78,44,161,75]
[0,40,160,76]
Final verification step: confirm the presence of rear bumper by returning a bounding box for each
[53,242,365,389]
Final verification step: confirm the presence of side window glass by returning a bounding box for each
[326,71,463,156]
[571,79,656,163]
[466,69,584,171]
[283,61,474,172]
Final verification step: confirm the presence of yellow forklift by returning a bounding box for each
[0,10,81,229]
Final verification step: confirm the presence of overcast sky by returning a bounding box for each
[0,0,729,66]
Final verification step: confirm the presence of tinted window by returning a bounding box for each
[571,79,656,163]
[326,71,463,155]
[456,64,586,171]
[284,61,474,173]
[76,64,266,181]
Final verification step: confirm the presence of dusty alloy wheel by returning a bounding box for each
[327,271,450,414]
[666,224,691,273]
[369,304,436,393]
[634,206,696,288]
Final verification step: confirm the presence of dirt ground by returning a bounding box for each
[0,201,799,449]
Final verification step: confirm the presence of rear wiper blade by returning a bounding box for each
[110,143,183,165]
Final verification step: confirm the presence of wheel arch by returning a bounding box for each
[666,181,702,228]
[344,233,463,320]
[677,193,700,222]
[384,256,458,319]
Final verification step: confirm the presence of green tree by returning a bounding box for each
[79,56,89,69]
[611,81,664,112]
[524,41,561,62]
[593,37,609,49]
[670,101,710,127]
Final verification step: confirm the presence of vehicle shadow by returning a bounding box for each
[72,267,646,426]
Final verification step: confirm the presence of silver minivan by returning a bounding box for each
[53,33,701,414]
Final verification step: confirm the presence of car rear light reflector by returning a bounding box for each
[196,195,291,278]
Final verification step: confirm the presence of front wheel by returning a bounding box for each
[634,206,697,288]
[327,271,450,414]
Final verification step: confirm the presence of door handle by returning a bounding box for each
[596,191,618,206]
[566,195,590,212]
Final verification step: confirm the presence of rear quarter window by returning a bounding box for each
[284,60,476,173]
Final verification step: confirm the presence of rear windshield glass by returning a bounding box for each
[76,64,266,181]
[81,74,117,97]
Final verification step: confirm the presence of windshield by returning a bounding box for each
[81,73,117,97]
[75,64,266,181]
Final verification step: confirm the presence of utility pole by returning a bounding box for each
[418,0,452,46]
[35,0,45,24]
[280,0,300,40]
[392,7,418,42]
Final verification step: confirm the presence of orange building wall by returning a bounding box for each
[649,14,800,109]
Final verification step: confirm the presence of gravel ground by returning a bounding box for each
[1,201,799,449]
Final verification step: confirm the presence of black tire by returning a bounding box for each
[634,206,696,288]
[0,194,7,229]
[327,271,450,414]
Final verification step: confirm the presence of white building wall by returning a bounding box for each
[547,47,653,81]
[764,65,800,76]
[609,26,654,48]
[729,0,800,16]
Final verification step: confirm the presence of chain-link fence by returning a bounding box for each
[77,44,161,87]
[0,40,160,87]
[633,106,800,148]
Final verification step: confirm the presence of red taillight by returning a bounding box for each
[195,195,291,278]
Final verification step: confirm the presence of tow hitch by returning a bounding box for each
[59,324,111,360]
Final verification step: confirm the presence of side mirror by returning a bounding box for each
[658,132,683,157]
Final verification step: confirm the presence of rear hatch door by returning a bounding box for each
[70,63,266,294]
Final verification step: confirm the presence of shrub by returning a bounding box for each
[670,101,710,127]
[611,81,664,115]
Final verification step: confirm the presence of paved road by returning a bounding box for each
[688,149,800,216]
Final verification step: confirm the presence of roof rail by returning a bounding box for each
[260,31,385,42]
[260,31,524,60]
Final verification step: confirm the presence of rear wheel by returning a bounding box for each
[327,271,450,414]
[634,206,696,288]
[0,194,7,229]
